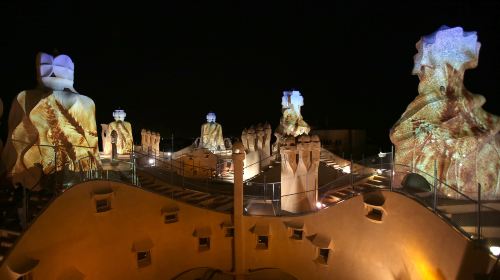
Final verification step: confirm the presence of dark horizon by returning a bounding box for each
[1,1,499,153]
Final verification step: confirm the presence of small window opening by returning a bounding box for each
[164,213,178,224]
[366,208,383,221]
[317,248,330,264]
[199,237,210,251]
[256,235,268,249]
[225,227,234,237]
[291,229,303,240]
[96,199,111,213]
[137,250,151,267]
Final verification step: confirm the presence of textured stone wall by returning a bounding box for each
[390,26,499,199]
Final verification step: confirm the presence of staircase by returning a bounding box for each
[436,200,500,245]
[136,171,244,213]
[0,229,20,262]
[139,150,500,248]
[320,173,390,205]
[319,149,350,173]
[28,191,53,221]
[325,164,500,249]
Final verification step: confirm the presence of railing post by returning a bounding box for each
[278,185,281,216]
[390,145,394,191]
[477,183,482,240]
[182,162,185,187]
[264,174,267,203]
[22,185,27,229]
[433,159,437,212]
[410,155,414,173]
[350,155,354,191]
[54,147,58,189]
[272,183,275,214]
[133,153,137,185]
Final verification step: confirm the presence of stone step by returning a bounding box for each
[359,182,381,188]
[353,185,376,192]
[451,211,500,227]
[437,203,500,214]
[369,178,385,184]
[0,246,10,262]
[172,191,195,199]
[158,189,177,196]
[335,189,355,196]
[373,175,390,182]
[197,197,219,207]
[485,237,500,247]
[150,185,172,191]
[322,196,341,204]
[0,229,21,238]
[327,194,345,201]
[139,179,155,185]
[206,197,233,208]
[328,192,349,199]
[214,201,234,212]
[461,226,500,239]
[140,183,156,188]
[183,194,213,204]
[178,192,206,201]
[0,237,15,247]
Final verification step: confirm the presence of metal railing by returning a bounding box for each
[133,150,236,196]
[241,150,499,247]
[5,141,104,197]
[8,150,139,232]
[33,144,498,241]
[391,162,493,241]
[15,144,497,249]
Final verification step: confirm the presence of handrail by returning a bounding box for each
[320,150,479,204]
[243,154,276,170]
[134,150,214,173]
[8,147,496,261]
[392,163,477,201]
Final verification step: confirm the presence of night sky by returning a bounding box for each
[0,1,499,151]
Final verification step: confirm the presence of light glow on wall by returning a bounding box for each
[342,166,351,174]
[490,246,500,256]
[406,246,445,280]
[316,202,326,209]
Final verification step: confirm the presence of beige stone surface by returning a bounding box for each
[0,181,490,279]
[141,129,148,152]
[0,180,232,280]
[1,53,101,189]
[139,130,160,155]
[276,90,310,138]
[280,135,321,213]
[179,149,217,178]
[2,91,100,189]
[2,89,99,188]
[241,123,273,180]
[201,122,224,151]
[151,132,160,155]
[102,121,133,155]
[390,27,499,199]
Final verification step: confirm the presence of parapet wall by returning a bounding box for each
[0,182,490,279]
